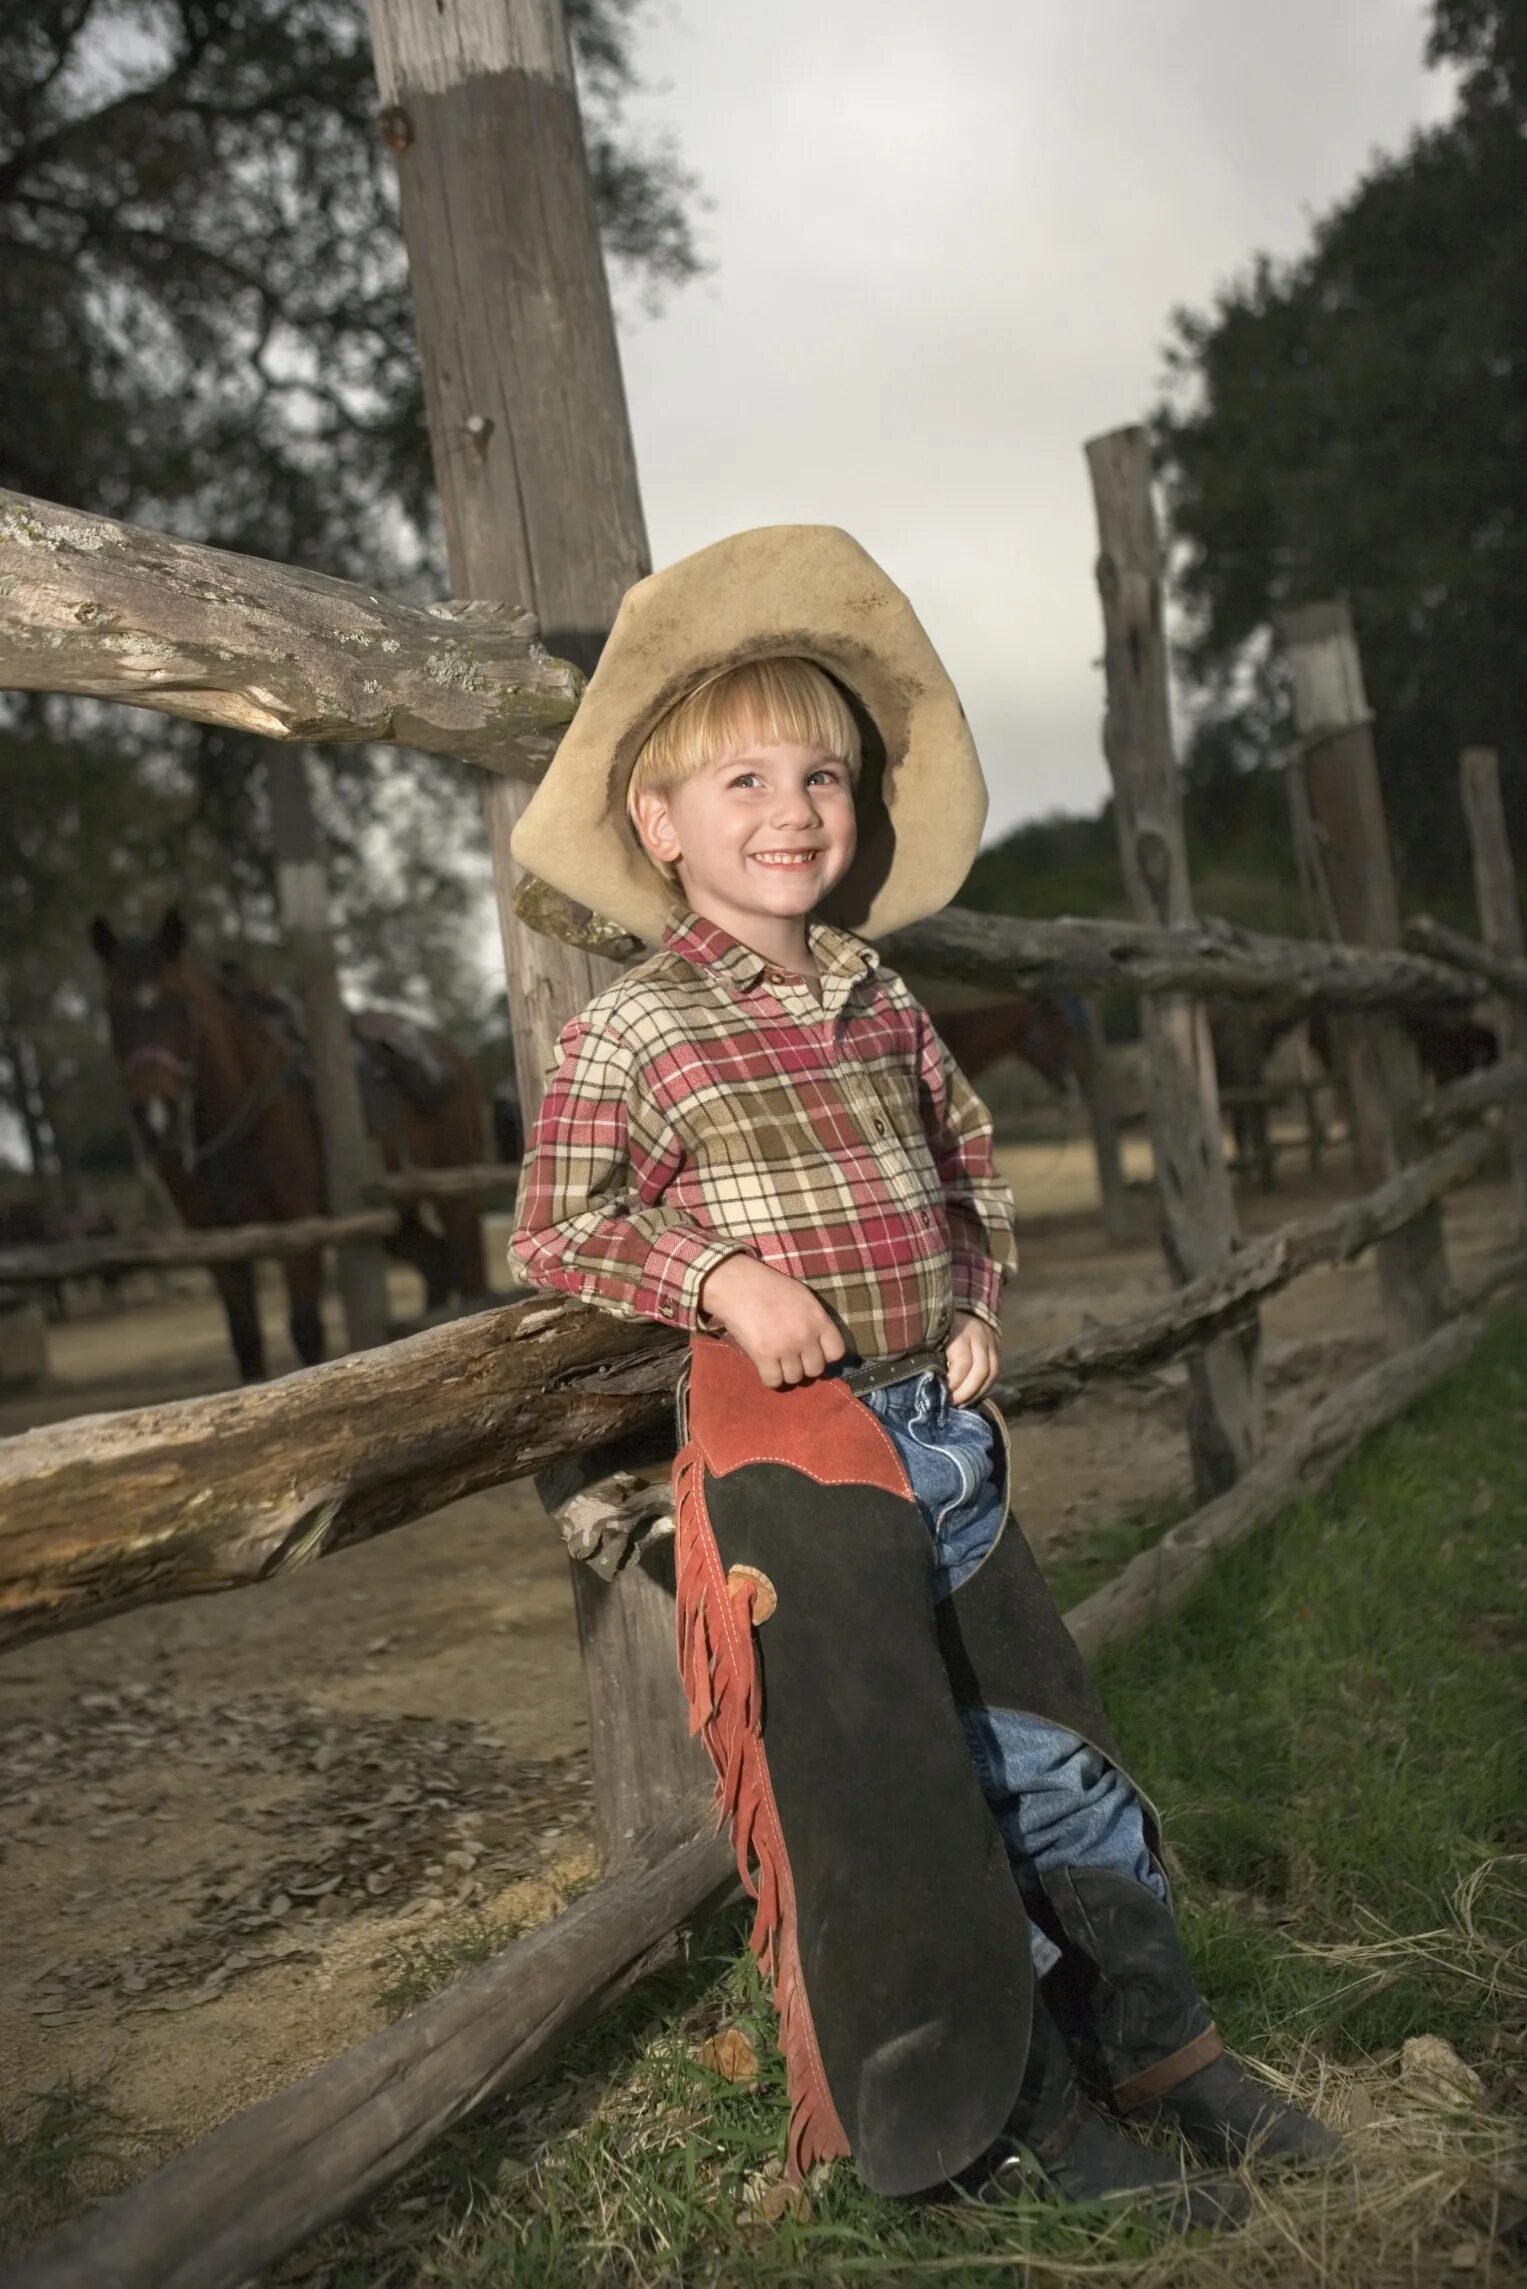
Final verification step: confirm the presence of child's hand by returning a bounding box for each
[946,1311,1002,1407]
[698,1255,847,1389]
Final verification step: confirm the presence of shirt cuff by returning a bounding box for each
[952,1253,1004,1332]
[633,1228,749,1330]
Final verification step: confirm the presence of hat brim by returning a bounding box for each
[510,525,987,945]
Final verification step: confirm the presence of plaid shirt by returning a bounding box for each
[509,909,1016,1358]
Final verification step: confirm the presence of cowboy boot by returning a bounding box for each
[1038,1866,1343,2169]
[968,1992,1249,2231]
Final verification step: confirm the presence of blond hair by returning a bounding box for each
[627,656,862,810]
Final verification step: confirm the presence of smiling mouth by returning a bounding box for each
[749,850,822,868]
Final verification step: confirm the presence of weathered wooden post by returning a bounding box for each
[1459,747,1527,1232]
[1281,601,1449,1344]
[1073,998,1133,1245]
[367,0,710,1852]
[266,752,393,1353]
[1085,426,1263,1497]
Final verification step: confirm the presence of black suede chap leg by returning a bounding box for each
[672,1337,1033,2198]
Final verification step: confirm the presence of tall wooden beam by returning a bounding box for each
[266,754,392,1351]
[1085,426,1263,1499]
[1072,998,1133,1245]
[1281,601,1448,1345]
[1459,748,1527,1232]
[367,0,710,1852]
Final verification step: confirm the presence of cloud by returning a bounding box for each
[615,0,1454,840]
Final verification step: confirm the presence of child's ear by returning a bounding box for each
[630,786,682,866]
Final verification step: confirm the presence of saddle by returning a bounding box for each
[215,965,460,1121]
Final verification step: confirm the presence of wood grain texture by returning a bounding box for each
[1283,599,1449,1347]
[1458,749,1527,1231]
[361,0,693,1849]
[268,753,391,1348]
[0,489,579,774]
[0,1295,682,1649]
[1086,424,1262,1498]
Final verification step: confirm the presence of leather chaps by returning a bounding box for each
[671,1335,1138,2196]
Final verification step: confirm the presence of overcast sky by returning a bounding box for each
[611,0,1455,843]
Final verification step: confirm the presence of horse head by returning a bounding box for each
[89,907,200,1159]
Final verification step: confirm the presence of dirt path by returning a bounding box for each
[0,1145,1515,2159]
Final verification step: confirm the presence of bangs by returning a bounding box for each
[628,656,862,803]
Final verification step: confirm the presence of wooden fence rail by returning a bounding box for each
[0,488,581,779]
[3,1092,1517,1654]
[0,1209,402,1285]
[0,1166,522,1288]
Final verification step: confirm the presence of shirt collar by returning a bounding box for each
[663,908,880,1004]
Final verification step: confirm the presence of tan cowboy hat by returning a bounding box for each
[509,525,988,945]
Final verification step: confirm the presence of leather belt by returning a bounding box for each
[840,1343,949,1399]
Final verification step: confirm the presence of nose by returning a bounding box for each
[770,784,821,828]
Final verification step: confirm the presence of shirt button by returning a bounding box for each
[660,1300,676,1317]
[872,1117,887,1137]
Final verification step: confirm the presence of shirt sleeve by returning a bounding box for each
[916,1010,1018,1331]
[508,1005,746,1330]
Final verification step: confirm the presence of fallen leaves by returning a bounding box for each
[695,2026,759,2086]
[10,1685,594,2016]
[1401,2034,1487,2111]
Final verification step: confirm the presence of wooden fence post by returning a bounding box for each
[1073,997,1133,1244]
[1459,748,1527,1234]
[1281,601,1449,1345]
[367,0,710,1854]
[266,752,392,1352]
[1085,426,1263,1498]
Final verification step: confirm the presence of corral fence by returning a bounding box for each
[1,433,1526,2289]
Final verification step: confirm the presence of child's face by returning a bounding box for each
[632,742,857,931]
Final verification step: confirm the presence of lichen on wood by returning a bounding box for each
[0,487,582,777]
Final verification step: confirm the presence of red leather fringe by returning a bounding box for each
[673,1445,851,2181]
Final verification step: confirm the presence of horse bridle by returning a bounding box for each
[124,991,298,1175]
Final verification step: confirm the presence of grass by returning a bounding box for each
[0,2076,165,2257]
[1041,1493,1188,1617]
[9,1310,1526,2286]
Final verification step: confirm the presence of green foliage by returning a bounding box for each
[1154,0,1527,901]
[0,0,704,1174]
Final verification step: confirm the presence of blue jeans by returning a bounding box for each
[859,1369,1165,1974]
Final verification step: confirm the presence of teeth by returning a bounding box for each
[751,852,818,867]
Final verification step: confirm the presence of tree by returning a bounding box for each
[0,0,704,1171]
[1154,0,1527,901]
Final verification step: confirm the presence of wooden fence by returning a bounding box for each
[2,452,1526,2286]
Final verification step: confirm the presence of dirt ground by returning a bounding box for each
[0,1127,1516,2167]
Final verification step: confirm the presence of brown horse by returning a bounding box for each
[932,997,1081,1094]
[91,908,489,1381]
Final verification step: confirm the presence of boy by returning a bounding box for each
[509,527,1335,2224]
